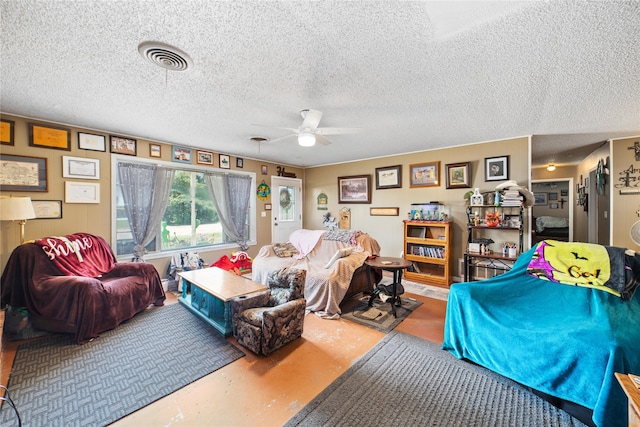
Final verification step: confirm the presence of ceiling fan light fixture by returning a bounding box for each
[298,130,316,147]
[547,164,556,171]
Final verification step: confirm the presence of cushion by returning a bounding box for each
[273,242,299,258]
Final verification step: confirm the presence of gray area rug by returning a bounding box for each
[341,296,422,333]
[285,331,586,427]
[0,303,244,427]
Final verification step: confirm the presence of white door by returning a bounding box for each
[271,176,302,243]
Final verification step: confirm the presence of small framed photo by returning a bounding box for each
[236,157,244,168]
[548,192,558,201]
[29,123,71,151]
[65,181,100,204]
[409,161,440,188]
[549,202,559,209]
[1,119,15,145]
[375,165,402,189]
[504,214,521,228]
[31,200,62,219]
[445,162,471,189]
[485,155,509,181]
[78,132,106,151]
[561,189,568,197]
[149,144,162,158]
[261,165,268,175]
[172,146,192,163]
[62,156,100,180]
[534,192,548,205]
[264,203,272,210]
[370,207,400,216]
[219,154,230,169]
[110,135,137,156]
[0,154,48,192]
[196,150,214,165]
[338,174,371,204]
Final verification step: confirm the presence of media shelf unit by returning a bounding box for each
[403,220,452,287]
[464,205,524,281]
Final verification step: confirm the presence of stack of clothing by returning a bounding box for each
[500,189,523,206]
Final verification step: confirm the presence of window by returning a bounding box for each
[112,156,256,258]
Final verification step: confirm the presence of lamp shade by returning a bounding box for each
[1,197,36,221]
[298,130,316,147]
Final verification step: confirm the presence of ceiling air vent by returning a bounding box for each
[138,41,193,71]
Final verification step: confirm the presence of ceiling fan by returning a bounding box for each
[254,109,360,147]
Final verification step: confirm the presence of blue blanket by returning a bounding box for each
[442,246,640,427]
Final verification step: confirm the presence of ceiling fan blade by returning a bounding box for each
[301,109,323,130]
[316,134,333,145]
[316,127,362,136]
[266,134,297,143]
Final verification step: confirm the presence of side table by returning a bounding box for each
[616,372,640,427]
[365,257,412,317]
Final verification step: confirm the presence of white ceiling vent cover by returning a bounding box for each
[138,41,193,71]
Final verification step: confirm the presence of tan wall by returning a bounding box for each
[0,114,303,275]
[302,136,531,278]
[611,135,640,249]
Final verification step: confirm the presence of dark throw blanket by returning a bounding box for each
[1,237,165,344]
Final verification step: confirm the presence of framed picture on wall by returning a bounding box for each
[110,135,137,156]
[78,132,106,151]
[196,150,214,165]
[375,165,402,189]
[534,192,548,205]
[338,174,371,203]
[29,123,71,151]
[62,156,100,180]
[409,161,440,187]
[149,144,162,158]
[484,155,509,181]
[445,162,471,189]
[1,119,15,145]
[172,146,192,164]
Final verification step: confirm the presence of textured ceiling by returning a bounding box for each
[1,1,639,168]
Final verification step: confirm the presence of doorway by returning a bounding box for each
[531,178,574,243]
[271,176,302,244]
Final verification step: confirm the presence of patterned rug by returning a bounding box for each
[341,294,422,333]
[0,304,244,427]
[284,332,586,427]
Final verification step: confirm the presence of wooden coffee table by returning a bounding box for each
[178,267,266,337]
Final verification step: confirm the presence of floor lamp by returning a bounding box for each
[1,196,36,243]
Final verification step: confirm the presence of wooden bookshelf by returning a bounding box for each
[403,220,452,287]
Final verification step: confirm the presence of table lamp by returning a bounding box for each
[1,196,36,243]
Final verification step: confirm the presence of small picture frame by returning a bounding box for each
[548,192,558,201]
[0,154,48,192]
[375,165,402,189]
[219,154,230,169]
[264,203,272,210]
[31,200,62,219]
[561,189,568,197]
[1,119,15,145]
[78,132,106,152]
[370,207,400,216]
[445,162,471,189]
[409,161,440,188]
[196,150,214,165]
[338,174,372,204]
[261,165,268,175]
[172,146,192,164]
[29,123,71,151]
[62,156,100,180]
[110,135,137,156]
[504,214,521,228]
[149,144,162,158]
[485,155,509,181]
[549,202,559,209]
[534,192,548,205]
[65,181,100,204]
[236,157,244,168]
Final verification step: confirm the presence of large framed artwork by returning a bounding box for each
[0,154,48,191]
[338,175,371,204]
[409,161,440,188]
